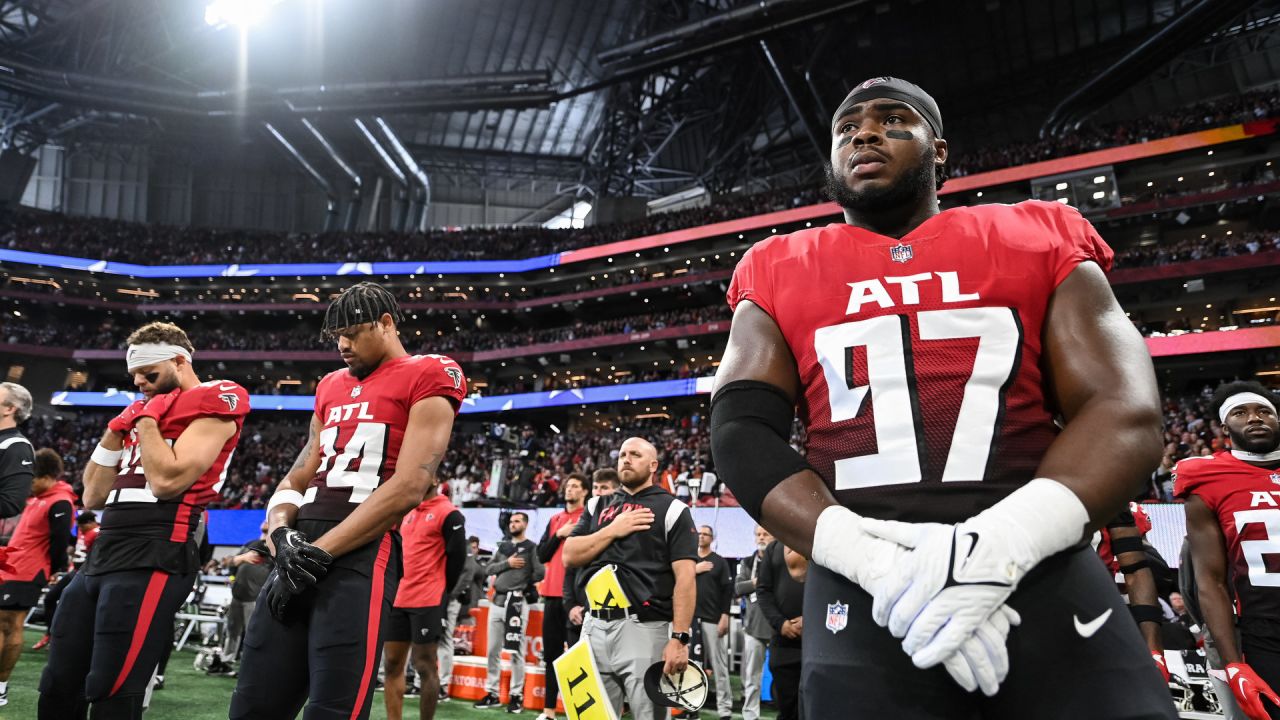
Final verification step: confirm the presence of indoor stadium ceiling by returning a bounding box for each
[0,0,1276,200]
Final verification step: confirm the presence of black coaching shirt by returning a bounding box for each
[571,484,698,621]
[0,428,35,519]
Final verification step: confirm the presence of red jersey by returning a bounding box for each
[87,380,250,575]
[299,354,466,523]
[73,525,99,567]
[727,200,1112,523]
[1175,452,1280,625]
[394,494,463,608]
[539,506,583,599]
[2,480,76,583]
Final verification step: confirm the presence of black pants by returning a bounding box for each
[1242,637,1280,719]
[42,569,75,626]
[229,532,400,720]
[542,596,569,708]
[770,642,802,720]
[801,545,1177,719]
[38,568,196,720]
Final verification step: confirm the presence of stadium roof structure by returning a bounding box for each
[0,0,1276,222]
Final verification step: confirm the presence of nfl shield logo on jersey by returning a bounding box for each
[890,242,913,263]
[351,385,362,398]
[1271,472,1280,485]
[825,601,848,634]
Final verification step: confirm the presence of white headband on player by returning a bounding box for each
[1219,392,1277,424]
[126,343,193,372]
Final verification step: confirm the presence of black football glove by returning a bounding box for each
[270,526,333,593]
[264,570,294,622]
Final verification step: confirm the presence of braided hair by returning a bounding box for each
[321,282,405,340]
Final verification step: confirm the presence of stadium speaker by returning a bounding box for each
[0,150,36,207]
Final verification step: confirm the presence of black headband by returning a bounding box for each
[833,76,943,138]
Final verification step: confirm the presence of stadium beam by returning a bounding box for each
[1041,0,1259,137]
[262,121,339,232]
[301,118,363,233]
[354,117,411,232]
[375,117,430,232]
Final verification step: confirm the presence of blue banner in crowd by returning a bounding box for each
[0,247,562,278]
[49,377,714,414]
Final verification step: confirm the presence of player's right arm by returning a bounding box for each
[708,300,830,556]
[1185,493,1244,664]
[265,414,322,554]
[561,506,653,568]
[82,428,124,510]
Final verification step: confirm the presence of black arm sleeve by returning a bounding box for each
[710,381,813,520]
[442,510,467,598]
[536,521,562,563]
[0,442,34,519]
[563,567,582,607]
[755,542,786,632]
[47,500,73,574]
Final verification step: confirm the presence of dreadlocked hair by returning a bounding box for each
[321,282,405,340]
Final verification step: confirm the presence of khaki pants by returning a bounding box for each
[485,597,528,696]
[438,599,461,686]
[741,634,767,720]
[582,614,669,720]
[699,619,733,717]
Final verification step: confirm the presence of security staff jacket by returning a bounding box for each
[571,484,698,622]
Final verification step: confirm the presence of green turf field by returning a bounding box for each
[1,629,774,719]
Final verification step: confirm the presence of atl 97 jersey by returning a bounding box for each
[727,200,1113,523]
[1175,453,1280,621]
[298,354,466,522]
[102,380,250,542]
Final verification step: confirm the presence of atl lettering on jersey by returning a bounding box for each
[727,200,1113,524]
[298,354,466,523]
[1176,452,1280,620]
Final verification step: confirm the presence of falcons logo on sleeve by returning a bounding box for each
[445,367,463,389]
[219,393,238,411]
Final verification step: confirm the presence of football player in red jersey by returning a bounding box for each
[39,321,250,720]
[1180,381,1280,720]
[382,479,466,720]
[1095,503,1170,682]
[0,449,74,706]
[230,282,466,720]
[710,76,1176,717]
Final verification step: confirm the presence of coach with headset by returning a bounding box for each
[563,436,699,720]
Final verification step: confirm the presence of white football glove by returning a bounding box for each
[811,505,1021,696]
[860,479,1089,672]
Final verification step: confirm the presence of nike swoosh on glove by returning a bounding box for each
[1227,662,1280,720]
[264,570,294,622]
[860,479,1089,672]
[810,505,1020,696]
[270,526,333,593]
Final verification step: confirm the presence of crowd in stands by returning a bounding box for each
[948,88,1280,177]
[14,379,1271,514]
[1112,230,1280,269]
[1,303,731,355]
[3,87,1278,267]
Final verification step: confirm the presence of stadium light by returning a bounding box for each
[205,0,279,28]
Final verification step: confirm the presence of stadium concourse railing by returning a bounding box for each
[0,117,1277,281]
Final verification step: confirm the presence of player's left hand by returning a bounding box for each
[1227,662,1280,720]
[861,479,1087,670]
[270,526,333,593]
[662,638,689,675]
[137,388,180,425]
[1152,652,1170,683]
[264,571,294,622]
[717,614,729,637]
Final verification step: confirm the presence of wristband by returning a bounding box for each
[267,489,306,512]
[90,443,123,468]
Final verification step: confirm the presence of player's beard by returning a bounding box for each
[346,358,377,380]
[824,145,937,214]
[618,467,648,489]
[149,365,180,395]
[1229,426,1280,454]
